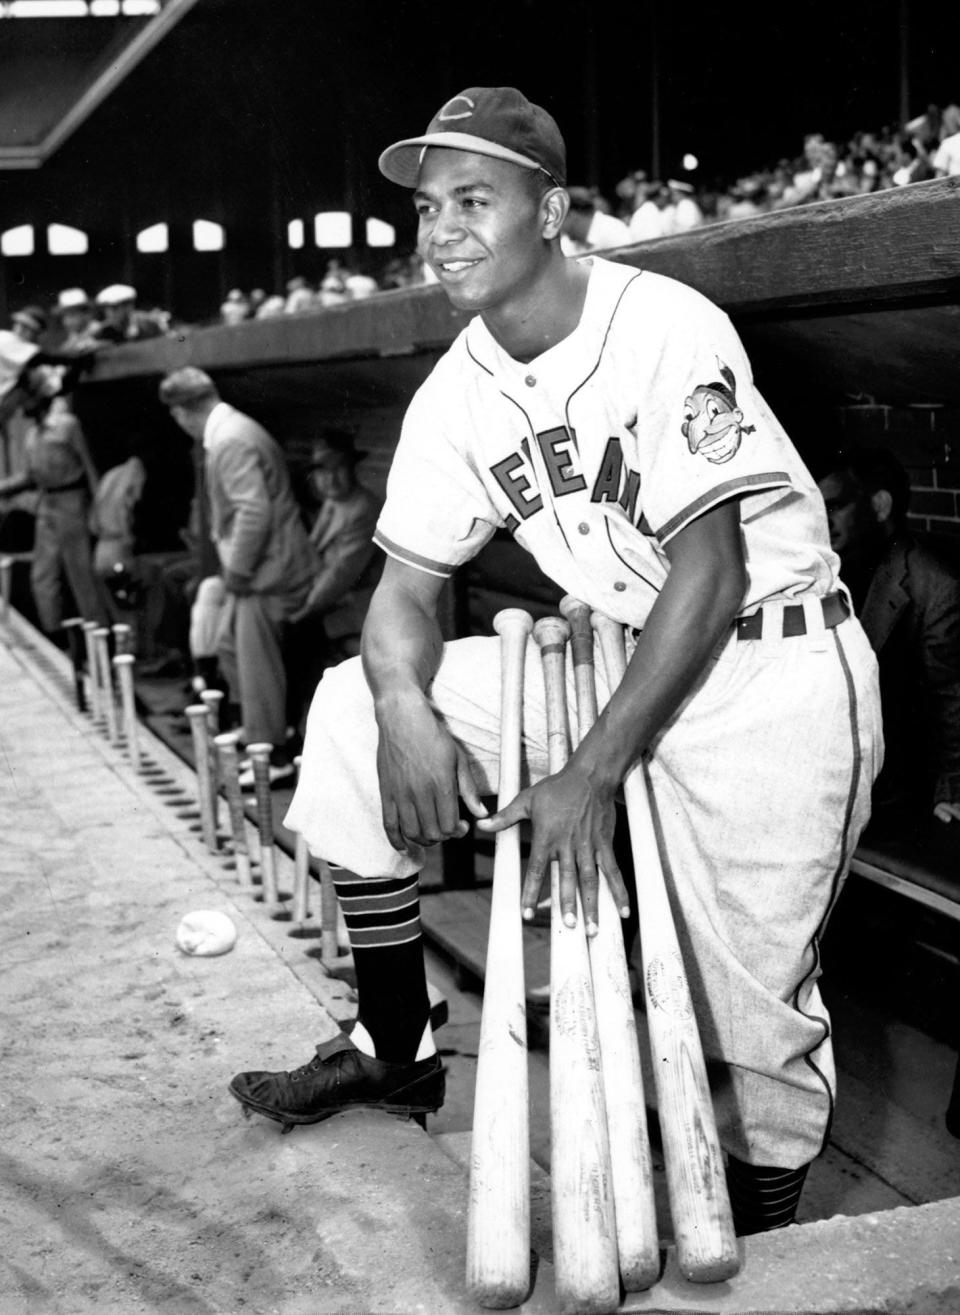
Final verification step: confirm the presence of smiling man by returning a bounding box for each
[230,87,882,1237]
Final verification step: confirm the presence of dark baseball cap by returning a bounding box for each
[378,86,566,188]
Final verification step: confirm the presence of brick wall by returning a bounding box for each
[834,402,960,541]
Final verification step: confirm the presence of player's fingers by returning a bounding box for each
[557,852,579,929]
[434,775,465,841]
[577,847,600,937]
[456,748,489,820]
[597,842,632,917]
[521,844,548,917]
[381,798,407,853]
[476,788,531,834]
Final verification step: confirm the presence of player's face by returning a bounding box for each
[819,472,873,556]
[413,149,549,314]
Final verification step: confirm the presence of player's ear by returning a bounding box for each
[540,186,569,241]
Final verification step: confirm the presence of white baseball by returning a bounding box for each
[175,909,238,957]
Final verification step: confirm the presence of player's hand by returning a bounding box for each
[934,801,960,824]
[375,692,488,854]
[478,765,631,936]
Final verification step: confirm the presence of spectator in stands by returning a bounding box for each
[627,181,674,240]
[9,306,48,346]
[284,277,315,314]
[819,446,960,824]
[0,309,46,424]
[560,186,631,255]
[54,288,100,353]
[285,429,383,735]
[933,104,960,177]
[158,367,315,787]
[318,260,350,307]
[93,285,166,344]
[343,263,380,300]
[220,289,252,325]
[665,178,704,232]
[255,293,287,319]
[0,364,106,639]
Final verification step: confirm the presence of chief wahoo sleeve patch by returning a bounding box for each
[681,359,756,465]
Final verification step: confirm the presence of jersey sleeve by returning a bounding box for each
[634,289,795,545]
[374,375,500,578]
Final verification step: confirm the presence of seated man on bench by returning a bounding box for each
[819,445,960,828]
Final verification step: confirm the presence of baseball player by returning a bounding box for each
[231,86,882,1236]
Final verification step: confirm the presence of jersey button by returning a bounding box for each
[613,581,627,592]
[524,374,536,387]
[578,522,590,535]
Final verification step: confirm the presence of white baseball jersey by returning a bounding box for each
[374,257,839,627]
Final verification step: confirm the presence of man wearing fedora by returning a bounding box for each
[93,285,166,345]
[158,367,315,786]
[54,289,101,353]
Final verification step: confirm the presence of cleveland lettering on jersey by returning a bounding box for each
[491,429,641,534]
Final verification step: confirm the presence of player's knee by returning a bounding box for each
[307,653,370,734]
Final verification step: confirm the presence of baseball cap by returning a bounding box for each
[56,288,91,313]
[96,283,137,307]
[12,306,47,335]
[378,86,566,188]
[158,367,218,408]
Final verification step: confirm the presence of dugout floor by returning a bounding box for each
[3,610,960,1313]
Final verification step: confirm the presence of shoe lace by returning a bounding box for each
[290,1042,349,1081]
[291,1048,327,1080]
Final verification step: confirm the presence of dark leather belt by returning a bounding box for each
[735,591,849,641]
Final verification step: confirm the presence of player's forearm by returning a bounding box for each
[361,577,444,712]
[575,504,746,789]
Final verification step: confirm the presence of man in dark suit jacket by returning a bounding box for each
[159,368,315,784]
[819,445,960,823]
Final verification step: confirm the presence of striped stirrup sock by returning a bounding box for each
[726,1157,810,1236]
[331,869,430,1063]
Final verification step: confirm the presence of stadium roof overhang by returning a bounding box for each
[0,0,199,169]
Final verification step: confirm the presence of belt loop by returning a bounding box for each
[802,595,829,652]
[759,600,785,656]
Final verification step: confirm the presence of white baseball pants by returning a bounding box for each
[287,608,882,1166]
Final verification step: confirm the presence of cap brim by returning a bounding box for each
[378,132,548,187]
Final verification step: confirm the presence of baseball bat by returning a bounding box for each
[558,596,660,1291]
[111,622,133,656]
[466,607,533,1309]
[62,618,87,712]
[0,555,12,624]
[591,612,739,1283]
[201,689,224,833]
[534,615,620,1315]
[82,621,103,722]
[113,653,142,772]
[215,731,252,888]
[93,627,120,744]
[247,742,281,912]
[291,756,311,929]
[186,704,218,853]
[319,861,341,963]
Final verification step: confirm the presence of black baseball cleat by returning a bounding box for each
[229,1033,445,1133]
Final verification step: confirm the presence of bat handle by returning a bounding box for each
[247,742,280,913]
[186,705,218,853]
[216,732,252,888]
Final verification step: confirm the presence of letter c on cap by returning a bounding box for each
[438,94,475,122]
